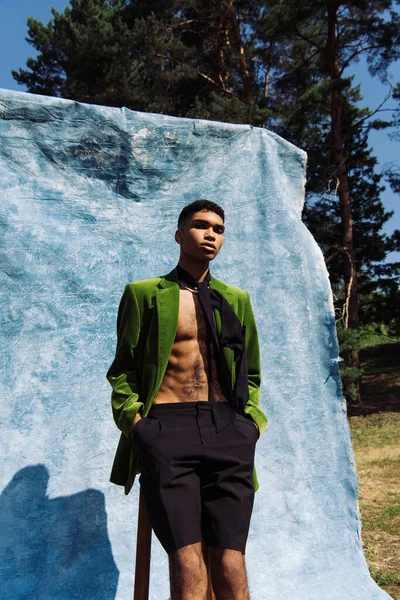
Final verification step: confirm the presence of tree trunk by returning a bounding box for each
[214,5,230,90]
[227,0,253,104]
[326,1,361,400]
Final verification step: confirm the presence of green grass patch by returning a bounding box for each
[349,412,400,598]
[358,324,400,350]
[349,413,400,449]
[361,498,400,536]
[369,568,400,588]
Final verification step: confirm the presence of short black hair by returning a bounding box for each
[177,199,225,228]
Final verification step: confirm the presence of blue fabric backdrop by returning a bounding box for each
[0,88,391,599]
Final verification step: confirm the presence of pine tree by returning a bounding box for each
[254,0,400,401]
[13,0,268,121]
[12,0,400,401]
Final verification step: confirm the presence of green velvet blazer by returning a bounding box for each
[106,266,268,495]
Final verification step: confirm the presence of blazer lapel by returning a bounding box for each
[155,268,180,389]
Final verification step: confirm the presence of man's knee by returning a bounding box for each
[169,543,208,599]
[169,542,206,576]
[209,547,246,579]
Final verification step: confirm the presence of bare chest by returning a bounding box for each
[175,289,209,343]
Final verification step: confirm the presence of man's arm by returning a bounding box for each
[243,291,268,436]
[106,284,144,439]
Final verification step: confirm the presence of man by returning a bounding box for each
[107,199,268,600]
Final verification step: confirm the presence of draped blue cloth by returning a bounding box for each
[0,88,390,599]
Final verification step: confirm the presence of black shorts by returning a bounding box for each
[132,401,258,555]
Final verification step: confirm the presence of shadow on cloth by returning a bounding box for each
[0,465,119,599]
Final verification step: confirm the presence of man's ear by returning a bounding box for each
[175,228,182,244]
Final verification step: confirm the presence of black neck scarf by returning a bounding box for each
[176,264,249,430]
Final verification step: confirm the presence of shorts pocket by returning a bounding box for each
[234,415,259,441]
[132,416,162,439]
[131,416,146,433]
[134,416,164,474]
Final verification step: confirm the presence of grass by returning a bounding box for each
[348,412,400,599]
[344,328,400,598]
[358,324,400,350]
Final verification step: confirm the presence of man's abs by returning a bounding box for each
[153,288,228,404]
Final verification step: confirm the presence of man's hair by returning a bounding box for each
[177,199,225,228]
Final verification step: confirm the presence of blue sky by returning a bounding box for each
[0,0,399,262]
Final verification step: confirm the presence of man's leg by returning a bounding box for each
[199,407,258,600]
[209,548,250,600]
[169,542,208,600]
[133,404,209,598]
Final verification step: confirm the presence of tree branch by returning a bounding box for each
[352,85,393,129]
[166,18,211,30]
[295,25,324,51]
[155,53,236,96]
[325,246,354,328]
[339,44,392,76]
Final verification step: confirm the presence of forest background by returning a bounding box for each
[2,0,400,406]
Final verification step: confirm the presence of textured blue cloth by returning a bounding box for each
[0,88,391,599]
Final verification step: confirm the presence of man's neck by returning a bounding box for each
[177,259,210,283]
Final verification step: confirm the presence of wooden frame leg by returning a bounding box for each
[133,489,152,600]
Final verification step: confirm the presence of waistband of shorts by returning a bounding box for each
[148,401,230,415]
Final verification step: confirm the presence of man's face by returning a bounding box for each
[176,210,225,262]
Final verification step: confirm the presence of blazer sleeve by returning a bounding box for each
[106,284,144,439]
[243,291,268,436]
